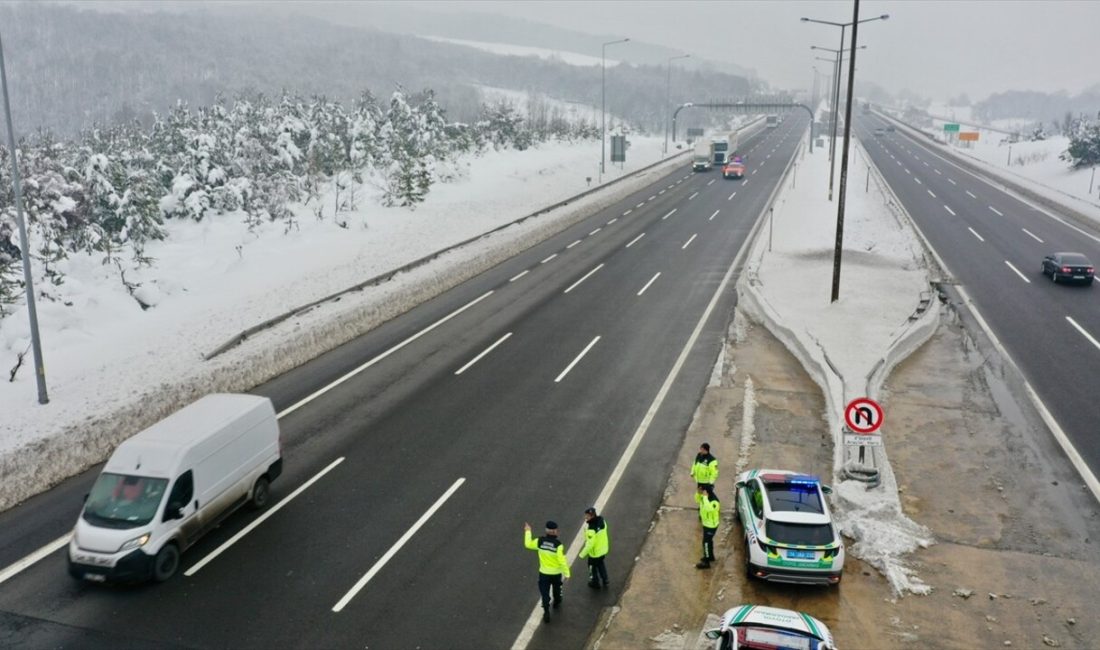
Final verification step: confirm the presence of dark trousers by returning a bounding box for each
[587,556,609,586]
[701,526,717,561]
[538,573,563,610]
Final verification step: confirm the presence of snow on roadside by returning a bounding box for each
[737,137,935,595]
[420,36,617,68]
[0,135,680,511]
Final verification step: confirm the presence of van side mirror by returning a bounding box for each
[703,629,722,640]
[822,484,833,495]
[735,481,746,489]
[167,505,184,520]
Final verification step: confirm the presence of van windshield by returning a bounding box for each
[83,473,168,529]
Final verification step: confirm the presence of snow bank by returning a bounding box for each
[736,137,935,595]
[0,136,686,511]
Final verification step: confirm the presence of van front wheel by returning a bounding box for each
[153,544,179,582]
[250,476,271,510]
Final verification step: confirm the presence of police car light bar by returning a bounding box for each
[760,473,820,485]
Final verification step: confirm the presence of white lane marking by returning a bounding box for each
[766,154,772,159]
[607,218,618,225]
[890,153,896,159]
[554,336,601,383]
[742,179,749,186]
[635,202,645,209]
[637,272,661,296]
[904,167,911,174]
[626,233,645,248]
[649,195,657,201]
[896,160,902,166]
[662,209,677,220]
[567,240,582,249]
[752,169,759,175]
[188,457,346,576]
[511,191,755,647]
[622,209,632,216]
[676,179,683,185]
[658,189,666,195]
[728,192,737,200]
[1005,260,1031,283]
[278,292,493,418]
[563,263,605,294]
[0,534,71,587]
[455,332,513,375]
[944,205,956,216]
[927,189,937,198]
[709,209,720,221]
[934,168,942,175]
[914,177,922,185]
[541,254,557,264]
[683,174,691,180]
[589,228,602,236]
[989,206,1004,216]
[923,161,930,167]
[509,270,529,282]
[1021,228,1044,243]
[1067,317,1100,352]
[667,184,674,189]
[706,179,715,186]
[682,233,697,250]
[332,478,465,613]
[966,190,977,199]
[948,178,956,185]
[688,191,699,200]
[968,227,985,242]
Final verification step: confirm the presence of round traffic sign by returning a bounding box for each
[844,397,883,434]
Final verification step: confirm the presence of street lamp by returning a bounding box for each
[0,31,48,403]
[664,54,690,155]
[601,37,629,181]
[812,45,866,164]
[803,5,889,302]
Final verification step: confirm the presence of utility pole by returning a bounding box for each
[831,0,861,303]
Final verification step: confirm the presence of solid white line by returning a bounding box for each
[682,234,697,250]
[589,228,601,236]
[622,209,632,216]
[948,178,956,185]
[637,272,661,296]
[966,190,977,199]
[928,189,937,198]
[509,270,529,282]
[566,240,582,249]
[728,192,737,200]
[0,534,71,587]
[944,205,956,216]
[564,263,605,294]
[989,206,1004,216]
[332,478,465,613]
[1004,260,1031,283]
[187,457,346,576]
[1021,228,1044,243]
[554,336,600,383]
[626,232,645,248]
[968,227,985,242]
[914,177,922,185]
[455,333,512,375]
[709,209,720,221]
[1066,317,1100,352]
[662,208,677,220]
[636,202,645,209]
[277,292,494,418]
[688,191,699,200]
[541,254,557,264]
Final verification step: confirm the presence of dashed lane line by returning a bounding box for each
[968,227,985,242]
[554,336,601,383]
[563,263,605,294]
[1004,260,1031,284]
[1022,228,1044,243]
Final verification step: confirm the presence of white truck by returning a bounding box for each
[692,140,714,171]
[765,115,779,128]
[711,132,740,165]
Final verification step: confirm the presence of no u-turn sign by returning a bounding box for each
[844,397,883,434]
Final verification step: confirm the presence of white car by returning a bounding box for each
[734,469,844,585]
[705,605,836,650]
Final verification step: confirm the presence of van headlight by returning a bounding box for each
[118,534,151,552]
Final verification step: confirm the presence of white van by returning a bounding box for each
[68,394,282,583]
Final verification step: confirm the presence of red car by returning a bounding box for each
[722,159,745,179]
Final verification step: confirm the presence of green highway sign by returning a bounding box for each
[943,123,960,132]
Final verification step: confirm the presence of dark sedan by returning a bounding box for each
[1042,252,1095,285]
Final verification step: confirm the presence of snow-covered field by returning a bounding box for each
[0,134,678,509]
[421,36,617,67]
[738,137,936,594]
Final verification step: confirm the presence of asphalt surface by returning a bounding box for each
[857,113,1100,478]
[0,116,806,649]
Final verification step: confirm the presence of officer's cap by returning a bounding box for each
[545,520,558,530]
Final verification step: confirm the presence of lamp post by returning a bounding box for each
[601,37,629,181]
[802,13,887,201]
[803,6,889,302]
[0,31,48,403]
[811,45,864,169]
[664,53,690,155]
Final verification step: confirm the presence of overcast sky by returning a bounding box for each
[386,0,1099,101]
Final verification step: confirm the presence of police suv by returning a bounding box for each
[734,469,844,585]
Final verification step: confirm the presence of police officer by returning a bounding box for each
[695,485,720,569]
[579,507,610,589]
[690,443,719,490]
[524,521,570,623]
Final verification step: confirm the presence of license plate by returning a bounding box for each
[1073,275,1085,279]
[83,573,106,582]
[786,549,815,559]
